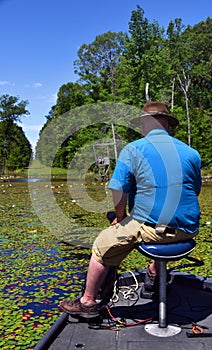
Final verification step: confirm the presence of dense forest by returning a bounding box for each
[36,6,211,170]
[0,6,211,173]
[0,95,32,174]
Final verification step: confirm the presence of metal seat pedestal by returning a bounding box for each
[137,239,196,337]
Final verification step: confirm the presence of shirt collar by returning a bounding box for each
[146,129,169,137]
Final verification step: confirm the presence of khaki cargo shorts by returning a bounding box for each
[92,215,198,266]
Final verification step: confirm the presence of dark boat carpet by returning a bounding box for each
[48,272,212,350]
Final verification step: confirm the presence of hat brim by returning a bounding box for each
[131,112,179,128]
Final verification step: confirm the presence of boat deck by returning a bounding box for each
[35,271,212,350]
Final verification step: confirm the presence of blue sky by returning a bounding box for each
[0,0,211,151]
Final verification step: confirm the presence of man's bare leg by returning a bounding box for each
[148,260,160,275]
[80,256,110,306]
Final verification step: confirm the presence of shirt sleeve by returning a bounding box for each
[108,145,135,193]
[195,151,202,195]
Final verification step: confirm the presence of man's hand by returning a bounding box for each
[111,217,118,225]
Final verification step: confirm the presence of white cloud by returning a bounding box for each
[33,82,43,88]
[0,81,15,86]
[47,92,57,104]
[0,80,9,86]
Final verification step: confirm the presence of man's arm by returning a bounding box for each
[111,190,127,223]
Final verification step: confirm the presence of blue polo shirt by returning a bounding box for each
[108,129,201,234]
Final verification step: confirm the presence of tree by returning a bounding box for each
[166,18,212,145]
[166,18,185,109]
[177,70,191,145]
[5,125,32,171]
[53,82,90,117]
[36,9,212,167]
[122,5,165,105]
[0,94,30,174]
[74,31,127,98]
[183,18,212,109]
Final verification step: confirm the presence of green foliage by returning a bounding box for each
[122,5,167,105]
[35,103,140,175]
[53,82,90,116]
[6,125,32,171]
[187,18,212,109]
[190,108,212,165]
[74,31,127,97]
[0,94,29,123]
[36,7,211,167]
[0,95,32,174]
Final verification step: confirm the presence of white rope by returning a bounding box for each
[110,270,140,304]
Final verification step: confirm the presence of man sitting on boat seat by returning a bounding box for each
[60,101,201,318]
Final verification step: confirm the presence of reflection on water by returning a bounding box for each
[7,178,49,183]
[0,177,69,183]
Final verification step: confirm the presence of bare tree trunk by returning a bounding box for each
[145,82,150,101]
[1,158,5,175]
[185,92,190,146]
[177,70,191,146]
[171,77,175,112]
[111,123,117,162]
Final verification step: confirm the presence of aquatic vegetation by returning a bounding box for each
[0,180,211,349]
